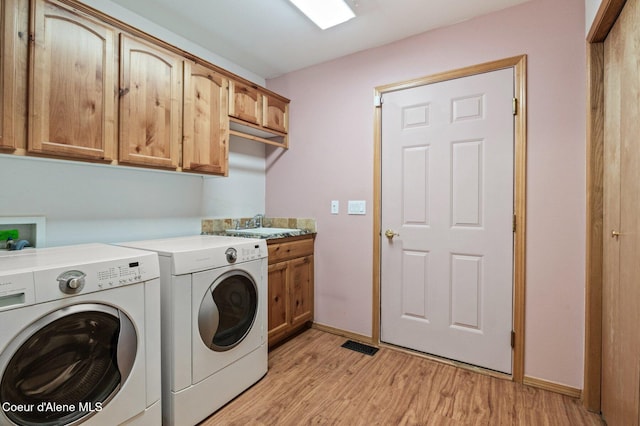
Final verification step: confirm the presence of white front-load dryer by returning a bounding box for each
[118,235,268,426]
[0,243,161,426]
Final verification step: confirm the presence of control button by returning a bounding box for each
[57,270,86,295]
[225,247,238,263]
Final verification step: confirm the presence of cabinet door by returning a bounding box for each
[228,80,261,125]
[183,62,228,175]
[1,0,27,151]
[268,261,290,344]
[262,94,288,134]
[29,0,116,160]
[119,35,182,168]
[289,255,314,327]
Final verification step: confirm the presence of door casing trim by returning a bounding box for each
[372,55,527,382]
[583,0,626,413]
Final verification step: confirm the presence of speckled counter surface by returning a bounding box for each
[201,217,316,240]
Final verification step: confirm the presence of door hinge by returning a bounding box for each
[512,214,516,232]
[512,98,518,115]
[511,330,516,348]
[374,95,383,108]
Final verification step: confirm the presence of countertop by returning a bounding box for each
[202,217,317,241]
[206,229,316,241]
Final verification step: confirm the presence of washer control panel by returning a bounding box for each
[0,272,35,313]
[237,244,263,263]
[34,253,159,303]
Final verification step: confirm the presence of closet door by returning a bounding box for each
[601,0,640,423]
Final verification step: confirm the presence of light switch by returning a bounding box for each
[348,200,366,215]
[331,200,339,214]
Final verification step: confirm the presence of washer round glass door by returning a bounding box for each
[0,304,137,426]
[198,270,258,352]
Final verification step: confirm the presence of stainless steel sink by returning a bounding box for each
[225,227,301,236]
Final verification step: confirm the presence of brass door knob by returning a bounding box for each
[611,230,621,239]
[385,229,399,239]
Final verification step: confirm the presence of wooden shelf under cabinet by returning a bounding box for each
[267,235,315,347]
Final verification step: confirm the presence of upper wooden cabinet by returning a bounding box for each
[262,94,288,134]
[1,0,289,172]
[183,61,229,176]
[228,80,261,126]
[1,0,28,152]
[119,35,182,169]
[229,79,290,148]
[29,0,116,160]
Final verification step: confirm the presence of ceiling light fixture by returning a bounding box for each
[288,0,356,30]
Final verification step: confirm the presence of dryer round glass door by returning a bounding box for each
[198,270,258,352]
[0,304,137,426]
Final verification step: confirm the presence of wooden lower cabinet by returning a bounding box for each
[267,235,314,347]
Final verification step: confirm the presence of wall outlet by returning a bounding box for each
[331,200,339,214]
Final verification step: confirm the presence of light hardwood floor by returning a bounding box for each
[202,329,603,425]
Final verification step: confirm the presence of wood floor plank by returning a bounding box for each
[201,329,602,425]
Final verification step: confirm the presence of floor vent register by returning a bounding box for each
[341,340,379,356]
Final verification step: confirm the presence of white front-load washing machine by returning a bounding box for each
[118,235,268,426]
[0,243,161,426]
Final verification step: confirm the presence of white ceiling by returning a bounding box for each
[109,0,531,79]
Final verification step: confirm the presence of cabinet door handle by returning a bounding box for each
[119,87,130,97]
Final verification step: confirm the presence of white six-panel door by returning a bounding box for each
[380,68,514,373]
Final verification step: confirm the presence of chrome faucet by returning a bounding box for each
[250,214,264,228]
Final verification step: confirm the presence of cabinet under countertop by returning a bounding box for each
[266,234,315,348]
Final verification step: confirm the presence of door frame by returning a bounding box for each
[372,55,527,382]
[583,0,627,413]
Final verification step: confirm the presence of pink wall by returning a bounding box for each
[267,0,586,389]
